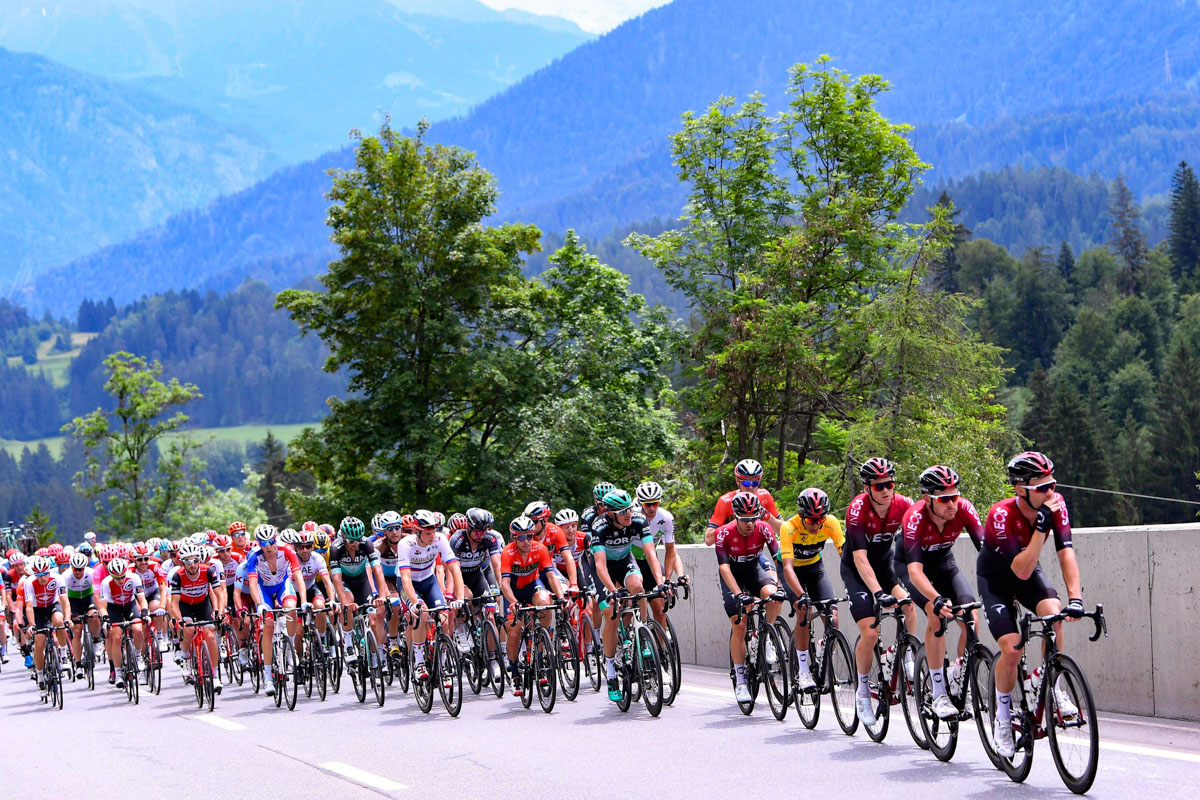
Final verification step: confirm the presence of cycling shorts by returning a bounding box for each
[720,561,776,618]
[106,602,142,625]
[978,563,1059,640]
[782,560,835,606]
[261,579,298,609]
[461,569,496,600]
[68,596,95,619]
[33,605,62,629]
[179,599,213,624]
[411,574,447,612]
[898,552,974,610]
[841,556,901,623]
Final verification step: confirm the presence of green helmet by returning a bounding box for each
[592,481,616,503]
[340,516,366,540]
[601,489,633,512]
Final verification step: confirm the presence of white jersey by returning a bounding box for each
[643,507,676,546]
[297,552,329,589]
[396,533,458,582]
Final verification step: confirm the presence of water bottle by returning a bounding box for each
[949,656,965,695]
[747,631,759,665]
[881,644,896,679]
[1022,665,1043,698]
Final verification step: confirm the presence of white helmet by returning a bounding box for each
[279,528,298,545]
[635,481,663,503]
[553,508,579,526]
[69,552,89,570]
[413,509,440,531]
[178,543,202,561]
[254,524,279,543]
[107,557,129,576]
[29,554,53,574]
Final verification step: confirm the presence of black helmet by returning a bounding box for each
[919,465,960,495]
[730,491,763,519]
[1006,452,1054,485]
[859,457,896,485]
[465,507,494,531]
[796,488,831,518]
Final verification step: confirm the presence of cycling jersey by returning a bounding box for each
[216,552,243,587]
[60,568,95,600]
[708,488,780,529]
[900,498,984,565]
[168,564,220,605]
[100,573,145,606]
[633,508,675,560]
[296,552,330,590]
[536,523,573,569]
[395,533,457,581]
[328,540,380,582]
[22,575,65,608]
[448,530,503,573]
[244,546,301,588]
[842,492,914,563]
[590,512,653,561]
[779,514,844,566]
[713,520,780,566]
[373,535,403,581]
[979,494,1072,572]
[500,541,554,591]
[135,561,167,597]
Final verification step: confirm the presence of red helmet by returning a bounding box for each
[212,534,233,550]
[205,529,218,542]
[46,543,64,556]
[54,550,71,566]
[97,544,115,563]
[399,514,418,533]
[131,542,152,558]
[300,520,319,533]
[448,513,469,532]
[228,520,247,535]
[730,491,763,519]
[35,547,49,558]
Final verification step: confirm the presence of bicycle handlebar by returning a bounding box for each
[934,600,982,638]
[869,595,913,630]
[1019,603,1107,647]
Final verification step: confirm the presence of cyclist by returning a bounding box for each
[166,542,223,692]
[590,488,665,703]
[499,514,564,696]
[132,542,169,655]
[705,459,784,544]
[555,507,602,644]
[6,552,33,667]
[980,451,1084,757]
[227,521,250,557]
[371,510,406,657]
[841,456,916,726]
[294,529,337,657]
[580,481,616,537]
[632,480,683,634]
[23,554,71,697]
[245,524,303,697]
[525,500,579,595]
[779,487,844,691]
[714,492,783,704]
[899,466,985,720]
[62,551,100,679]
[97,556,147,690]
[328,516,386,663]
[448,507,504,658]
[397,509,464,681]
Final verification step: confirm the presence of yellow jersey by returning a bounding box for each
[779,515,845,567]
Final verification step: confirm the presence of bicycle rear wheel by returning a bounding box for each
[915,651,958,760]
[436,635,463,717]
[760,621,790,721]
[773,617,794,708]
[650,618,679,706]
[901,640,930,750]
[828,629,858,735]
[365,628,384,707]
[82,630,96,691]
[464,632,483,696]
[413,641,434,713]
[970,647,1004,768]
[636,626,663,717]
[123,637,139,705]
[557,621,580,701]
[326,631,342,694]
[1046,653,1099,794]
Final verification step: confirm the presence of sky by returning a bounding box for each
[477,0,671,33]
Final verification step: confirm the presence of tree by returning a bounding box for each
[1108,174,1149,296]
[25,504,58,547]
[254,432,314,527]
[1147,337,1200,521]
[928,191,971,293]
[61,351,207,537]
[1041,378,1116,526]
[1168,160,1200,289]
[1056,241,1075,283]
[1022,363,1054,450]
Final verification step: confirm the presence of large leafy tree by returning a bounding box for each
[278,122,678,519]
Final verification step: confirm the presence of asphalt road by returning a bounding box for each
[2,647,1198,799]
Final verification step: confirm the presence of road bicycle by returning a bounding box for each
[855,596,923,744]
[344,603,384,706]
[728,592,789,720]
[33,624,68,709]
[550,598,581,701]
[564,585,602,693]
[987,604,1107,794]
[787,595,854,731]
[142,608,168,695]
[461,594,504,698]
[72,613,99,691]
[297,603,329,701]
[655,577,689,705]
[511,601,560,713]
[110,618,141,705]
[409,605,462,716]
[182,618,219,712]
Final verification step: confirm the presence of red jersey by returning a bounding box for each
[713,520,779,566]
[135,561,168,594]
[536,523,572,568]
[843,492,914,562]
[23,575,64,608]
[168,563,221,605]
[900,498,984,565]
[709,488,781,529]
[980,494,1072,572]
[500,541,554,590]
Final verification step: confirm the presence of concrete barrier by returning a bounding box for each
[663,523,1199,720]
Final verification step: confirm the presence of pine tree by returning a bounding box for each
[1042,377,1117,526]
[929,190,971,293]
[1056,241,1074,282]
[1108,174,1149,296]
[1022,363,1054,450]
[1147,338,1200,521]
[1168,161,1200,289]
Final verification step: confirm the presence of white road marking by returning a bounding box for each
[1098,714,1200,734]
[319,762,407,791]
[1100,741,1200,764]
[191,714,246,731]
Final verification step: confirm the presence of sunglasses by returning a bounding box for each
[513,534,534,542]
[259,539,277,547]
[35,571,52,578]
[216,547,231,553]
[641,501,660,508]
[932,493,960,504]
[613,508,633,516]
[802,515,826,526]
[1028,480,1056,494]
[735,515,759,524]
[870,481,895,491]
[134,556,150,562]
[739,480,761,488]
[296,544,313,549]
[181,558,200,566]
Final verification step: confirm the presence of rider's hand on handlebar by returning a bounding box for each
[933,595,952,617]
[1064,597,1086,620]
[873,590,897,609]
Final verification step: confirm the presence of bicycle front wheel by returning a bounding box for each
[580,614,602,693]
[970,647,1004,768]
[1046,653,1099,794]
[280,636,298,710]
[828,629,858,735]
[915,651,958,760]
[557,621,580,701]
[760,621,790,721]
[987,659,1034,783]
[365,628,384,707]
[436,635,463,717]
[636,626,663,717]
[534,626,557,714]
[900,639,930,750]
[200,645,215,713]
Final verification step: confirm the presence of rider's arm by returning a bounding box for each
[852,549,883,595]
[1009,530,1047,582]
[447,561,465,603]
[1058,545,1082,601]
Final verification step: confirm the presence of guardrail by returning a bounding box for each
[668,523,1199,721]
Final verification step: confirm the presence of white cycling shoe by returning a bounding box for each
[993,716,1017,758]
[856,695,877,726]
[734,683,752,703]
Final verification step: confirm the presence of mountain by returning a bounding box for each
[20,0,1200,314]
[0,47,276,290]
[0,0,591,163]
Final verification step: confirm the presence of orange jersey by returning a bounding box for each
[709,488,780,528]
[500,541,554,590]
[536,523,572,568]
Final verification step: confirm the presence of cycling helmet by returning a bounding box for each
[730,491,763,519]
[228,520,247,535]
[433,511,446,529]
[96,544,114,563]
[178,543,201,561]
[254,523,279,543]
[370,513,387,534]
[379,510,402,529]
[509,515,536,536]
[279,528,298,546]
[399,513,418,533]
[78,542,94,556]
[132,542,152,558]
[83,531,97,542]
[523,501,551,521]
[69,552,89,570]
[554,508,579,526]
[340,516,366,540]
[296,530,314,546]
[796,488,832,519]
[35,547,48,558]
[465,508,494,531]
[107,557,129,577]
[313,530,331,550]
[213,534,232,550]
[300,520,319,533]
[46,542,64,557]
[859,457,896,485]
[1006,451,1055,485]
[30,555,54,574]
[635,481,663,502]
[203,546,217,561]
[919,465,961,495]
[448,513,469,532]
[318,523,335,538]
[54,550,71,566]
[734,459,764,482]
[156,539,171,555]
[9,552,25,566]
[592,481,616,503]
[167,539,180,553]
[413,509,440,531]
[601,488,633,513]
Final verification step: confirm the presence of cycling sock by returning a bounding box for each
[857,671,870,697]
[996,689,1013,721]
[414,645,425,665]
[796,650,809,672]
[605,657,616,680]
[734,662,747,684]
[931,666,947,698]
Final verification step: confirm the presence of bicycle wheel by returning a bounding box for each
[248,639,262,693]
[395,636,411,694]
[82,630,95,691]
[557,621,580,701]
[413,642,434,713]
[272,640,285,708]
[464,622,483,695]
[326,631,342,694]
[351,645,367,704]
[1045,653,1099,794]
[280,636,298,710]
[365,628,384,707]
[861,643,889,742]
[970,647,1004,768]
[220,628,237,685]
[828,628,859,735]
[487,619,506,699]
[302,632,316,698]
[200,644,215,713]
[760,621,790,721]
[915,651,958,760]
[583,618,603,694]
[900,640,930,750]
[436,635,463,717]
[773,617,794,707]
[149,648,162,696]
[531,627,556,713]
[635,626,663,717]
[987,658,1034,783]
[123,637,139,705]
[650,618,679,706]
[615,661,632,713]
[52,666,63,709]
